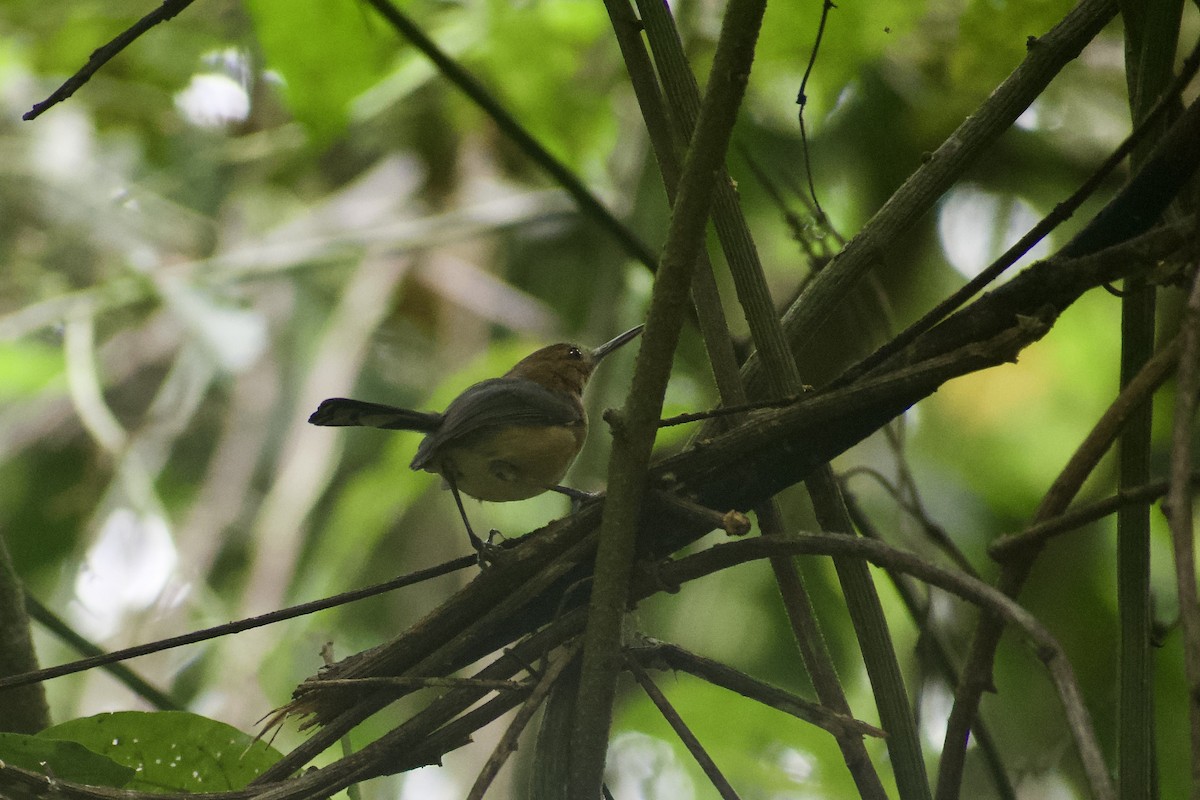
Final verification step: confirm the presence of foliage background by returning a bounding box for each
[0,0,1193,797]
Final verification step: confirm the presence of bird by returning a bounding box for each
[308,325,643,556]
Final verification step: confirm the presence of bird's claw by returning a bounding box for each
[472,531,510,569]
[569,490,602,514]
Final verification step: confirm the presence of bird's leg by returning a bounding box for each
[446,475,504,567]
[446,476,485,551]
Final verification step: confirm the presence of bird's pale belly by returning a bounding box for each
[428,425,583,502]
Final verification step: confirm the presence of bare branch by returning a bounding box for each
[24,0,199,120]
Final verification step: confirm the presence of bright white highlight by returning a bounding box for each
[73,508,179,639]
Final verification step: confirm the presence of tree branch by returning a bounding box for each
[23,0,199,120]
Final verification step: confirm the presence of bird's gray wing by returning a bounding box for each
[411,378,581,469]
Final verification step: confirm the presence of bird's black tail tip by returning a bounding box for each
[308,398,348,426]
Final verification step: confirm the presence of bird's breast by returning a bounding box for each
[427,423,585,502]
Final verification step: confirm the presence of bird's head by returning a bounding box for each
[506,325,643,396]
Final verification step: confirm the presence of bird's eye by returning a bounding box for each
[568,346,583,360]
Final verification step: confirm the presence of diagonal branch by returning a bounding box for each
[626,655,743,800]
[737,0,1121,400]
[360,0,659,273]
[23,0,199,120]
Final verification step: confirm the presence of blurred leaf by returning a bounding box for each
[244,0,397,143]
[479,0,617,172]
[0,341,64,400]
[40,711,283,791]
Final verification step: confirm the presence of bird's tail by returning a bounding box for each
[308,398,442,432]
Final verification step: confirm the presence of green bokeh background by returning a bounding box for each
[0,0,1193,797]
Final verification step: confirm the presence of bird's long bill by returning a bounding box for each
[591,324,644,362]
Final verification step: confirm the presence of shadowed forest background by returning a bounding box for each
[0,0,1197,798]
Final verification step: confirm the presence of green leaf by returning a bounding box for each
[39,711,283,791]
[0,732,135,787]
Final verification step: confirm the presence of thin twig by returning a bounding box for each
[936,330,1185,799]
[0,556,474,692]
[1038,332,1182,522]
[659,534,1113,800]
[738,0,1121,401]
[840,32,1200,388]
[657,390,809,427]
[794,0,836,220]
[24,0,199,120]
[360,0,658,273]
[989,473,1200,558]
[22,595,179,710]
[842,466,978,578]
[627,638,884,739]
[626,655,743,800]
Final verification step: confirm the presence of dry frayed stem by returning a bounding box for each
[319,645,363,800]
[311,676,526,692]
[627,638,884,739]
[1167,265,1200,790]
[626,655,743,800]
[467,643,581,800]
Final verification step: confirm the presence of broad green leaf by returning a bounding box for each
[40,711,283,791]
[0,732,135,787]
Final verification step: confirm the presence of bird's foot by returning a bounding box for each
[471,530,510,569]
[568,490,602,514]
